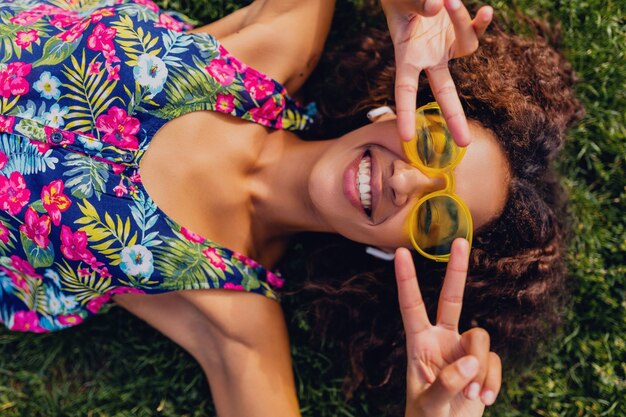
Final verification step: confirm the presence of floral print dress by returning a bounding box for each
[0,0,313,332]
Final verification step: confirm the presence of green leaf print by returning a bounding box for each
[61,50,120,135]
[241,273,261,291]
[0,214,17,256]
[153,233,231,291]
[62,152,110,199]
[75,199,138,266]
[34,35,82,67]
[149,62,226,120]
[20,232,55,268]
[112,15,162,64]
[56,260,114,305]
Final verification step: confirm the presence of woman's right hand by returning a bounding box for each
[394,240,501,417]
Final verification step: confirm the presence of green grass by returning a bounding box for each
[1,0,624,416]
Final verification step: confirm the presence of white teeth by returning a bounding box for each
[357,154,372,210]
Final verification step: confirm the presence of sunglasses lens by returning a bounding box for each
[412,106,464,169]
[409,195,471,258]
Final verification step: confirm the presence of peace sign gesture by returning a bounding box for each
[395,239,501,417]
[381,0,494,146]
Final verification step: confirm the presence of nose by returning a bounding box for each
[389,159,445,206]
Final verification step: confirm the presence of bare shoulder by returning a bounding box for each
[192,0,335,94]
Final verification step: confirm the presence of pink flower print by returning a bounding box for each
[57,19,90,43]
[11,310,47,333]
[233,253,260,269]
[243,68,275,101]
[2,266,27,291]
[203,247,227,271]
[19,207,51,248]
[87,23,116,53]
[155,13,183,32]
[215,94,235,113]
[129,171,142,183]
[0,150,6,170]
[60,225,97,265]
[106,286,145,296]
[0,115,15,133]
[15,30,39,49]
[113,180,128,197]
[58,314,83,326]
[50,12,81,29]
[10,5,62,26]
[10,255,42,280]
[99,266,112,279]
[44,126,75,146]
[224,282,245,291]
[86,294,111,313]
[90,8,115,23]
[41,180,71,226]
[0,222,10,244]
[134,0,160,12]
[78,267,90,277]
[248,97,283,124]
[88,61,102,75]
[106,64,120,81]
[0,62,32,98]
[30,139,51,153]
[0,171,30,215]
[205,59,236,86]
[181,227,205,243]
[95,107,140,149]
[218,45,247,72]
[267,272,284,289]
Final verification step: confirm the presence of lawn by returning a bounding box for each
[0,0,624,416]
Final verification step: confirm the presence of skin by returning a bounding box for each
[114,1,506,416]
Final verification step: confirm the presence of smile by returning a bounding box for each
[357,150,372,215]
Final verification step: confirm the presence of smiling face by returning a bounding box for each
[308,119,510,250]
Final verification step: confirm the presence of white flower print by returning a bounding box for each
[133,53,168,96]
[43,103,68,128]
[33,71,62,100]
[120,245,154,278]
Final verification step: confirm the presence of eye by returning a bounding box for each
[417,127,434,166]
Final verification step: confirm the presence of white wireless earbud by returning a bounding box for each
[365,246,396,261]
[366,106,395,121]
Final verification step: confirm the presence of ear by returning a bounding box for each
[365,246,396,261]
[366,106,397,123]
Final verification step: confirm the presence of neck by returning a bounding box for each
[248,130,332,246]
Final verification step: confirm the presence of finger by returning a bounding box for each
[435,238,470,329]
[460,328,491,400]
[395,248,431,336]
[394,59,422,141]
[425,64,470,146]
[444,0,478,56]
[471,5,494,38]
[420,355,479,408]
[480,352,502,406]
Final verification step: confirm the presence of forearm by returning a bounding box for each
[204,337,300,417]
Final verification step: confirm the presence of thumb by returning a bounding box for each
[422,356,478,407]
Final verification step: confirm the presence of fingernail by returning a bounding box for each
[447,0,462,10]
[482,390,496,405]
[459,356,478,377]
[467,382,480,400]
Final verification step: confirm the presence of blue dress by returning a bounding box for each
[0,0,313,332]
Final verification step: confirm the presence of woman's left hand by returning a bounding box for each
[395,239,502,417]
[381,0,493,146]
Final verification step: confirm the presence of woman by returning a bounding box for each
[0,0,582,416]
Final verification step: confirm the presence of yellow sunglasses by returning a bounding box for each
[401,102,473,262]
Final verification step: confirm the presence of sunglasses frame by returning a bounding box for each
[401,103,474,262]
